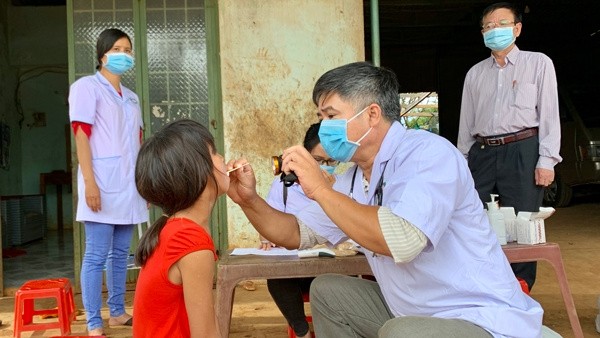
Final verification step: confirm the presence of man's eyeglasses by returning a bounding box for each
[314,158,339,166]
[481,19,515,32]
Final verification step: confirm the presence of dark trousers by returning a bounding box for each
[267,277,314,336]
[468,136,544,290]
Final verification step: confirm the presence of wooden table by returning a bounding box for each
[502,242,583,338]
[39,170,71,231]
[215,253,372,337]
[216,242,582,338]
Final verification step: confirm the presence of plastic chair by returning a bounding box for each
[13,278,76,338]
[517,277,530,294]
[287,291,314,338]
[51,336,106,338]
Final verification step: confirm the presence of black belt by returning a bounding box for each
[475,127,538,146]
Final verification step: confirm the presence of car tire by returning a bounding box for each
[543,172,572,207]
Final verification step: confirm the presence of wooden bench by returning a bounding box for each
[216,242,582,338]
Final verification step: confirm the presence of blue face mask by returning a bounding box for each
[318,106,372,162]
[320,164,337,175]
[103,52,135,75]
[483,27,515,51]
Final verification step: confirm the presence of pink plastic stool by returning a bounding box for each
[13,278,77,338]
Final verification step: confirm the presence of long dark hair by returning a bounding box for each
[134,119,217,267]
[96,28,132,70]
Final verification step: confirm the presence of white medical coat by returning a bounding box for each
[296,121,543,338]
[266,177,318,214]
[69,72,148,225]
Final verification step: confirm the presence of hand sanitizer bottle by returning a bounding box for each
[486,194,507,245]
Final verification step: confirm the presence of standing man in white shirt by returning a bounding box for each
[457,2,562,292]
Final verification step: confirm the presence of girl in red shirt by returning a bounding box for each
[133,119,236,338]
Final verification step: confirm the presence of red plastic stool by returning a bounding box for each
[287,291,315,338]
[51,336,105,338]
[13,278,77,338]
[517,277,530,295]
[51,336,106,338]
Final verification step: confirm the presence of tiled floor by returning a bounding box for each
[2,230,75,289]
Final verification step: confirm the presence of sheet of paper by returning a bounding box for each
[230,247,299,256]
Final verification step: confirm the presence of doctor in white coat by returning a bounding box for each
[227,61,543,338]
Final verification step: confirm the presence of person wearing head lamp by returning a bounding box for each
[227,61,545,337]
[458,2,561,292]
[68,28,147,336]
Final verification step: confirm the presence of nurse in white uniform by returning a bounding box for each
[68,28,148,336]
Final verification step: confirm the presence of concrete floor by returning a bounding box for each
[0,196,598,337]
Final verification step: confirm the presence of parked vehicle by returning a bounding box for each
[544,85,600,207]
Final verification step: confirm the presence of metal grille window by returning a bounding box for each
[146,0,208,132]
[70,0,209,133]
[69,0,213,280]
[72,1,136,88]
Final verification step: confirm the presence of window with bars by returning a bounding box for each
[71,0,209,134]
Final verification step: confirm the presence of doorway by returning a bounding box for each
[1,0,223,292]
[0,2,72,294]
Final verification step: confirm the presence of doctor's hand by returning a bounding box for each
[282,145,331,200]
[85,180,102,212]
[322,170,337,187]
[226,159,259,206]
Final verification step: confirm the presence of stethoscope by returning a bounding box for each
[349,162,388,206]
[349,162,388,258]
